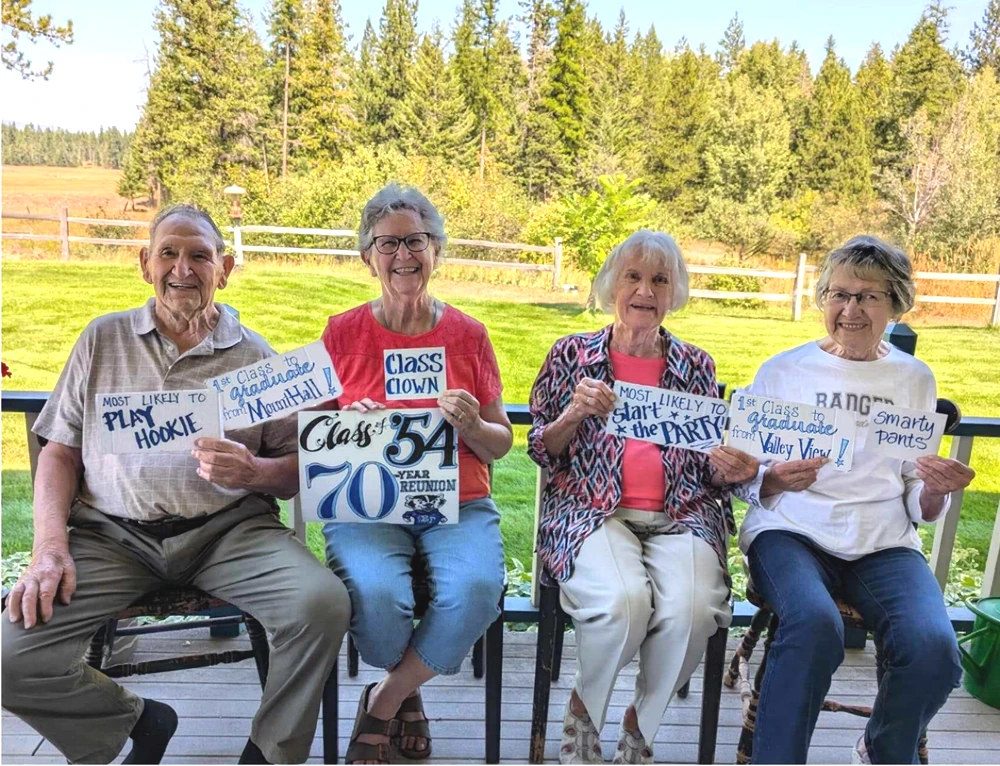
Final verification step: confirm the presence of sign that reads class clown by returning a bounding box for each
[605,381,728,452]
[867,402,947,461]
[383,347,446,400]
[206,341,342,431]
[727,390,857,472]
[96,390,222,454]
[298,408,459,525]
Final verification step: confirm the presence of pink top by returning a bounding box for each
[610,349,667,512]
[322,303,503,502]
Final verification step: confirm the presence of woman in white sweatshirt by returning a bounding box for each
[738,235,975,765]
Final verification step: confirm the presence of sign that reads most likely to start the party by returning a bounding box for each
[605,381,728,452]
[96,390,222,454]
[206,341,342,431]
[298,408,459,525]
[383,347,447,400]
[727,390,857,471]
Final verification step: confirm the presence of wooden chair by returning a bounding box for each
[725,398,962,764]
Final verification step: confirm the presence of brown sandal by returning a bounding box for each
[346,682,399,764]
[395,689,432,760]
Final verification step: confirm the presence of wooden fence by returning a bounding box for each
[4,209,1000,325]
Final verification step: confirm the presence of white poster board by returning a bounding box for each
[298,408,459,525]
[206,341,342,431]
[605,381,727,452]
[96,390,222,454]
[867,403,947,460]
[727,390,857,471]
[383,347,447,400]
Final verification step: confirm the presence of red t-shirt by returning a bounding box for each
[322,303,503,502]
[610,349,667,512]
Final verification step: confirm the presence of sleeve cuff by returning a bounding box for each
[907,488,951,524]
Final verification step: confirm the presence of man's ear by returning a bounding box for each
[139,247,153,284]
[360,249,378,278]
[217,253,236,289]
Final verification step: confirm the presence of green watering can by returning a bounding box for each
[958,597,1000,709]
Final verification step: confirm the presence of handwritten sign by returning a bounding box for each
[96,390,221,454]
[727,390,856,471]
[298,408,459,525]
[605,381,728,452]
[867,403,946,461]
[383,347,447,400]
[206,341,342,431]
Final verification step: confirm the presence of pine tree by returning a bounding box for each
[856,44,898,168]
[798,37,872,200]
[373,0,418,144]
[2,0,73,80]
[966,0,1000,74]
[117,149,148,211]
[351,20,384,144]
[717,13,744,74]
[541,0,590,167]
[892,3,963,124]
[267,0,304,179]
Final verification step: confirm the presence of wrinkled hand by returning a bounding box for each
[438,389,481,436]
[345,398,386,414]
[568,377,616,423]
[7,543,77,629]
[192,438,260,490]
[708,446,760,486]
[760,457,828,497]
[916,456,975,497]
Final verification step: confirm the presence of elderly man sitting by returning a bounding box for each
[1,205,350,765]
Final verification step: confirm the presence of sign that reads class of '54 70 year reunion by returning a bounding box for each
[298,408,459,525]
[727,390,857,471]
[384,347,447,401]
[206,341,343,432]
[96,390,222,454]
[866,402,947,461]
[605,381,728,452]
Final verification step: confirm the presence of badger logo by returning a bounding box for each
[402,494,448,526]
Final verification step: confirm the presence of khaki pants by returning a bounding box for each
[560,510,732,742]
[1,498,351,764]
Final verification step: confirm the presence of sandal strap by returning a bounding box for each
[346,740,393,764]
[396,717,431,740]
[397,690,425,715]
[355,712,399,738]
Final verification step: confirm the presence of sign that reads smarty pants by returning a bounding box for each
[384,347,447,400]
[867,402,946,461]
[727,390,857,471]
[207,341,342,431]
[605,381,728,452]
[97,390,222,454]
[298,408,459,525]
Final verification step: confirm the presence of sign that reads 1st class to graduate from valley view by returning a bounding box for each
[605,381,728,452]
[384,347,447,400]
[206,341,342,432]
[727,390,857,471]
[96,390,222,454]
[298,408,459,525]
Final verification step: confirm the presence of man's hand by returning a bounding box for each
[760,457,828,498]
[708,446,760,486]
[7,543,77,629]
[192,438,260,490]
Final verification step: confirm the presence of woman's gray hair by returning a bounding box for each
[814,235,916,315]
[358,182,447,259]
[149,204,226,260]
[592,229,690,314]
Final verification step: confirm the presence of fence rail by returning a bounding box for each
[4,210,1000,324]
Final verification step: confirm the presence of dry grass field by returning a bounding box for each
[1,165,150,219]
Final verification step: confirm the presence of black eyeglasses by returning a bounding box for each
[371,232,433,255]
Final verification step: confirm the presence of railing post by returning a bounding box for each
[982,499,1000,598]
[991,262,1000,327]
[25,413,42,482]
[930,434,974,589]
[792,252,806,321]
[552,237,563,291]
[232,222,244,267]
[59,206,70,261]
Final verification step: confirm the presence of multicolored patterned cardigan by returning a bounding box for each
[527,324,736,583]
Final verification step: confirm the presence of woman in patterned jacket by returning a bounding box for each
[528,230,759,764]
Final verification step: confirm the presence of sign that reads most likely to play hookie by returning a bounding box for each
[298,408,459,525]
[96,390,222,454]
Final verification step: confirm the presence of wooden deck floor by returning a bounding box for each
[4,629,999,764]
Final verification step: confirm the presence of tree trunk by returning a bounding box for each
[478,127,487,180]
[282,44,290,182]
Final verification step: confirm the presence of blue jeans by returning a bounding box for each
[748,530,961,765]
[324,497,505,675]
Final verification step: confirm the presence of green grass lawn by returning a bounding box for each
[3,261,998,587]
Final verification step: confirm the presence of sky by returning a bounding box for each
[0,0,990,132]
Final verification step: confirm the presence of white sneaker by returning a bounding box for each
[559,698,603,764]
[611,722,653,765]
[851,735,871,764]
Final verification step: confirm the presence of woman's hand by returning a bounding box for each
[345,398,385,413]
[916,456,975,496]
[708,446,760,486]
[438,389,482,436]
[760,457,828,498]
[567,377,616,423]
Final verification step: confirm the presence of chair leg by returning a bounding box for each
[677,680,690,699]
[348,634,359,678]
[244,613,270,690]
[698,627,727,764]
[552,609,566,682]
[918,731,929,764]
[725,607,769,689]
[84,620,113,670]
[485,613,504,764]
[530,585,560,764]
[736,612,777,765]
[322,656,339,764]
[473,634,485,679]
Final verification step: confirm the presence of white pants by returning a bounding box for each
[560,509,732,742]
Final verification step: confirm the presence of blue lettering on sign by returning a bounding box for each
[306,461,400,520]
[383,413,457,469]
